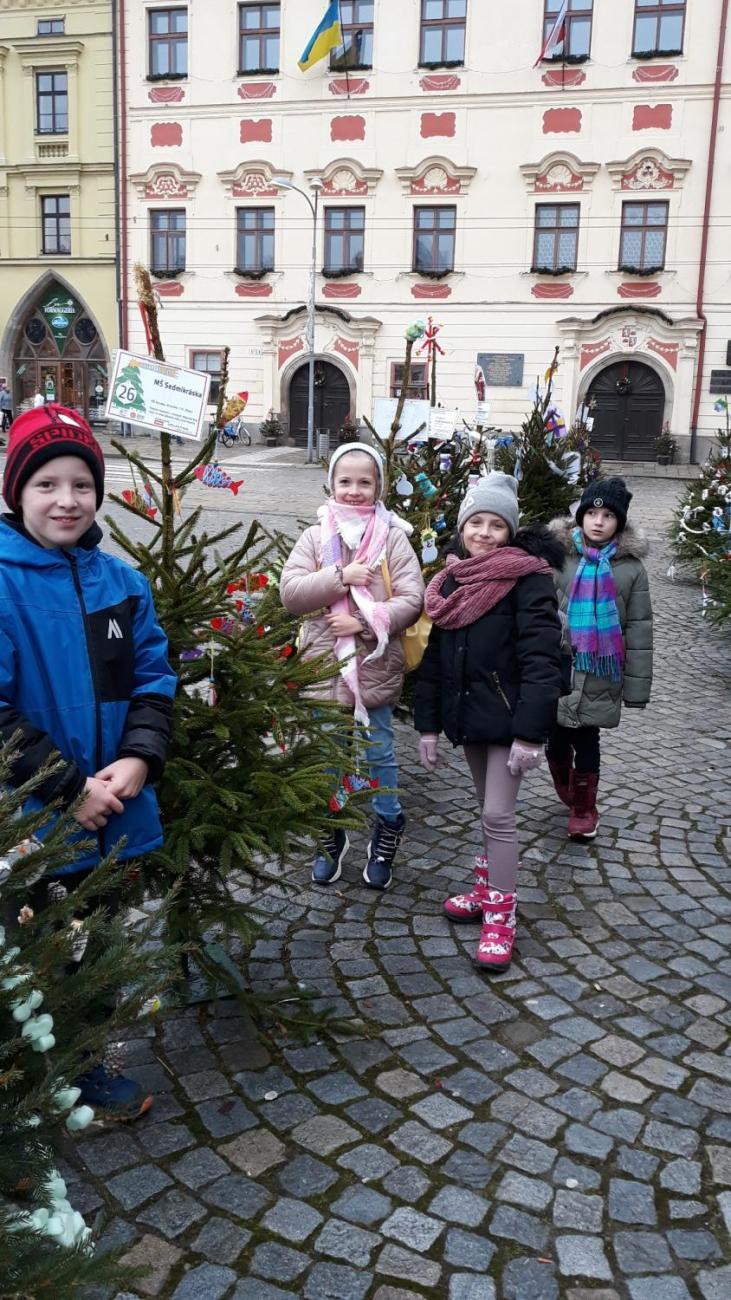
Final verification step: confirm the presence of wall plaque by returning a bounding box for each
[477,352,525,388]
[710,370,731,395]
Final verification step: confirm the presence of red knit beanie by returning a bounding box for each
[2,404,105,513]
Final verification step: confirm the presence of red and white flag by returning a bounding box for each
[534,0,569,67]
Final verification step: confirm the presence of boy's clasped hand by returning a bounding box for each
[76,757,149,831]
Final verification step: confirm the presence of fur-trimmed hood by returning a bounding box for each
[548,517,649,561]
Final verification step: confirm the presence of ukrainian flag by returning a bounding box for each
[299,1,342,72]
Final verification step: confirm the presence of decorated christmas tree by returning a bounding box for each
[670,399,731,623]
[0,746,172,1296]
[107,267,355,1020]
[495,348,600,525]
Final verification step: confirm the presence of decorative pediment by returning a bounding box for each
[217,161,292,200]
[607,149,691,191]
[130,163,201,201]
[304,158,382,197]
[521,152,599,194]
[395,156,476,196]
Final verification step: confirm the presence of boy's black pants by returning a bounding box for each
[547,724,600,774]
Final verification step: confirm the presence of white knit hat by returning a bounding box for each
[327,442,384,497]
[457,471,520,538]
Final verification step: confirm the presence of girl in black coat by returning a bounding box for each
[414,472,564,972]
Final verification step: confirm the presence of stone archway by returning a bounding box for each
[285,356,353,447]
[1,271,110,421]
[586,359,666,460]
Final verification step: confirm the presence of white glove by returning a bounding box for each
[419,734,439,771]
[507,739,543,777]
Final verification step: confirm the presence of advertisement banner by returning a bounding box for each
[40,289,81,354]
[105,350,210,440]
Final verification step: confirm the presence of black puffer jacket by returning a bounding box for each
[414,526,565,747]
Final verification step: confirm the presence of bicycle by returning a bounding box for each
[216,415,252,449]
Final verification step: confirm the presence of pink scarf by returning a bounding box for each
[318,500,393,726]
[425,548,552,629]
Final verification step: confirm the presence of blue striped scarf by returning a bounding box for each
[567,529,625,682]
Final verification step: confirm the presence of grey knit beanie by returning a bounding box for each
[457,471,520,538]
[327,442,384,496]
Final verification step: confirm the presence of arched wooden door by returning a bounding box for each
[586,360,665,460]
[289,359,351,447]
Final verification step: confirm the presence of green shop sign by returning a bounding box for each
[39,288,81,354]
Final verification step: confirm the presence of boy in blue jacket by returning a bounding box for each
[1,403,176,1118]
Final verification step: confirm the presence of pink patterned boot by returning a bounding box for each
[443,856,489,924]
[474,888,517,972]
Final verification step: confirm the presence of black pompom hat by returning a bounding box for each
[575,476,632,533]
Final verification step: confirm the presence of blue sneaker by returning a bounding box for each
[363,813,405,891]
[312,827,349,885]
[75,1063,153,1121]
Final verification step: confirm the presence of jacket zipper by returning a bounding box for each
[67,555,106,857]
[492,672,513,713]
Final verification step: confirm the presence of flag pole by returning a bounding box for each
[337,0,351,100]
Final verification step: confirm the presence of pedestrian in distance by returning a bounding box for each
[280,442,424,891]
[0,380,12,441]
[0,403,177,1119]
[414,472,565,973]
[32,390,45,408]
[546,476,653,839]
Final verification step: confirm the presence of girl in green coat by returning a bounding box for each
[547,477,653,839]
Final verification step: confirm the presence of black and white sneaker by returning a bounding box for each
[363,813,405,891]
[312,826,349,885]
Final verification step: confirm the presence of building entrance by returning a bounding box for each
[288,359,351,448]
[11,283,108,420]
[586,360,665,461]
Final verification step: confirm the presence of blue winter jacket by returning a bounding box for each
[0,516,176,873]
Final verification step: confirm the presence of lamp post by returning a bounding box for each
[273,176,322,464]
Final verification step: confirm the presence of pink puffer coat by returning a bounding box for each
[280,522,425,710]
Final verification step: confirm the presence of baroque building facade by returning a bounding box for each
[118,0,730,460]
[0,0,117,419]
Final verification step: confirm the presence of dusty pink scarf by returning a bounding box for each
[425,548,552,630]
[318,500,392,726]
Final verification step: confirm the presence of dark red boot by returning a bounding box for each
[568,772,599,840]
[548,757,573,808]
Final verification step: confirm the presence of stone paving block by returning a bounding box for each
[627,1281,693,1300]
[443,1227,496,1272]
[382,1165,432,1204]
[706,1145,731,1184]
[137,1123,196,1159]
[261,1197,324,1243]
[303,1263,372,1300]
[556,1235,613,1280]
[615,1147,659,1180]
[337,1142,399,1180]
[190,1215,250,1266]
[600,1070,654,1105]
[170,1264,237,1300]
[277,1153,338,1197]
[376,1068,428,1099]
[667,1229,722,1261]
[120,1235,182,1297]
[613,1231,673,1274]
[376,1243,442,1289]
[490,1204,549,1251]
[389,1120,452,1164]
[250,1240,309,1283]
[554,1189,604,1232]
[77,1133,142,1177]
[260,1092,319,1132]
[195,1098,258,1138]
[136,1189,206,1239]
[315,1217,381,1266]
[564,1123,614,1160]
[643,1120,699,1157]
[659,1158,701,1195]
[441,1067,500,1105]
[107,1164,172,1212]
[449,1277,497,1300]
[234,1065,295,1101]
[218,1129,285,1177]
[697,1265,731,1300]
[202,1173,271,1220]
[307,1070,368,1105]
[346,1097,401,1133]
[496,1170,553,1211]
[591,1035,646,1067]
[290,1114,360,1155]
[169,1147,229,1190]
[498,1133,557,1174]
[332,1185,393,1227]
[381,1206,444,1252]
[608,1179,657,1226]
[502,1257,560,1299]
[428,1186,488,1227]
[410,1093,472,1130]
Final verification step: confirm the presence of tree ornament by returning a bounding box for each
[414,472,438,500]
[395,473,413,496]
[421,528,439,564]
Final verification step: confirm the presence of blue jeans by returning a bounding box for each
[364,705,402,822]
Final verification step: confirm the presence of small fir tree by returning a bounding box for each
[0,747,173,1297]
[670,400,731,623]
[107,267,355,1017]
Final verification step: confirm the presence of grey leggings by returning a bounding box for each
[463,744,522,894]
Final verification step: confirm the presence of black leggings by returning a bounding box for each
[547,724,600,775]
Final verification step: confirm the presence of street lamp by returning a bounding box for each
[273,175,323,464]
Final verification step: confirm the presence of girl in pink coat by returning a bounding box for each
[280,443,424,891]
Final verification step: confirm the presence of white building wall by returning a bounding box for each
[120,0,731,458]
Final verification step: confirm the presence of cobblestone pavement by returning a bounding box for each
[68,478,731,1300]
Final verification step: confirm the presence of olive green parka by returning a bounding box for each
[548,518,653,729]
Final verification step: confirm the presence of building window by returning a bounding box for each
[633,0,686,56]
[619,201,668,272]
[419,0,466,66]
[542,1,593,61]
[413,206,456,274]
[191,350,223,404]
[41,195,71,254]
[36,71,68,134]
[148,8,188,78]
[150,209,186,274]
[532,203,580,272]
[324,207,365,274]
[238,3,280,73]
[236,207,274,273]
[390,362,429,400]
[37,18,65,35]
[331,1,374,70]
